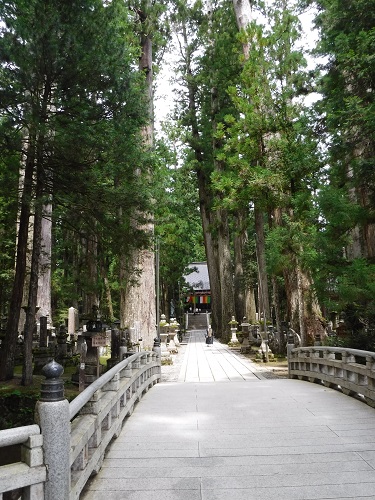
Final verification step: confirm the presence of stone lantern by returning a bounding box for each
[240,317,251,353]
[229,316,238,343]
[168,318,179,352]
[81,319,103,385]
[159,314,171,361]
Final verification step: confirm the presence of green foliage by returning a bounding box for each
[336,260,375,325]
[0,0,156,328]
[153,137,205,315]
[0,127,19,316]
[0,392,39,429]
[310,0,375,331]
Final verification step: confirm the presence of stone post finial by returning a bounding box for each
[40,360,65,402]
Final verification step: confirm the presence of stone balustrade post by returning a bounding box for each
[35,360,70,500]
[323,349,335,376]
[133,356,141,370]
[287,343,295,378]
[140,353,147,365]
[153,336,161,357]
[124,361,133,378]
[342,351,356,384]
[152,340,162,378]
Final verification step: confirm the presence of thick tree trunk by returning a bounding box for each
[274,208,324,346]
[235,216,257,323]
[0,133,35,380]
[233,222,246,321]
[120,2,156,347]
[285,261,325,346]
[22,168,43,386]
[232,0,271,328]
[37,201,52,323]
[196,168,221,336]
[211,81,235,337]
[271,275,283,351]
[217,207,235,339]
[102,264,114,323]
[121,248,156,346]
[232,0,252,58]
[346,162,375,259]
[254,205,270,322]
[83,232,99,317]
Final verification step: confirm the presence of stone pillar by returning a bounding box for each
[67,307,78,341]
[35,360,70,500]
[33,316,53,374]
[56,324,68,361]
[287,343,295,378]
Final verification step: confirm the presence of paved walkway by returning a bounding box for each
[82,331,375,500]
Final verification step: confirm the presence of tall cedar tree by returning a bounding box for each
[314,0,375,332]
[0,0,149,381]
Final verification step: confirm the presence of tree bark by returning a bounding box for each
[22,165,43,386]
[0,133,35,380]
[254,205,271,322]
[274,207,325,346]
[271,275,283,351]
[233,219,246,322]
[101,263,114,323]
[36,199,52,323]
[232,0,252,58]
[216,208,235,339]
[196,168,222,336]
[211,78,235,337]
[232,0,272,328]
[120,0,156,347]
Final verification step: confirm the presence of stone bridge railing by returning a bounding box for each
[0,350,161,500]
[288,345,375,407]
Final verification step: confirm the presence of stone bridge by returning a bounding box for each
[1,328,375,499]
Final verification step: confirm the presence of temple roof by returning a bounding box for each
[184,262,210,291]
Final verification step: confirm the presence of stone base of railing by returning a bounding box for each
[0,351,161,500]
[0,425,46,498]
[69,351,161,500]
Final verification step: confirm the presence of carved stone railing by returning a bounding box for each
[69,351,160,500]
[288,345,375,407]
[0,424,45,498]
[0,350,161,500]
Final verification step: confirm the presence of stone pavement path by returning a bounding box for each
[161,330,284,383]
[82,330,375,500]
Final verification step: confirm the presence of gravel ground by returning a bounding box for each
[160,342,187,382]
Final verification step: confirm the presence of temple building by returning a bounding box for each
[184,262,211,312]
